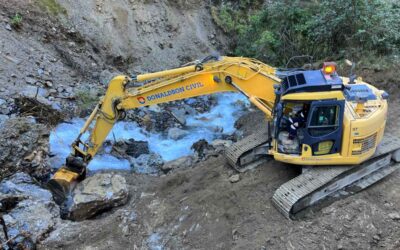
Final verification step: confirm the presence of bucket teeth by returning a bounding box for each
[47,178,69,205]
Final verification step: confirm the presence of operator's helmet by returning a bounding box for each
[292,105,303,113]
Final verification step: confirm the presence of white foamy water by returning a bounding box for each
[49,93,249,171]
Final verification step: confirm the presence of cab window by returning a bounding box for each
[308,106,339,137]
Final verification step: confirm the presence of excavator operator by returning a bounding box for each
[288,104,307,140]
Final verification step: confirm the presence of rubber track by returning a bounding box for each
[224,126,270,172]
[272,133,400,219]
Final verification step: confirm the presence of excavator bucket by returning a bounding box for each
[47,167,79,204]
[47,156,87,204]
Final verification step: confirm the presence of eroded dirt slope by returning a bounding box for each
[57,0,228,72]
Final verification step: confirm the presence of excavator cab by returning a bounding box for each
[275,99,344,156]
[272,65,346,160]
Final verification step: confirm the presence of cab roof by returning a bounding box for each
[277,70,343,95]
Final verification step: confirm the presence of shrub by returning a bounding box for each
[309,0,400,59]
[37,0,67,15]
[212,0,400,66]
[11,13,23,29]
[75,89,100,116]
[235,1,316,65]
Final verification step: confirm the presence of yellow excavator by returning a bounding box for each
[48,56,400,218]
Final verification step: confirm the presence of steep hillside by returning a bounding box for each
[58,0,228,72]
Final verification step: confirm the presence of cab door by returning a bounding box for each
[303,100,344,155]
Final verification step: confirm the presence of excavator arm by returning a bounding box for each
[48,56,281,203]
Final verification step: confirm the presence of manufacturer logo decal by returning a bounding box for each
[137,96,146,104]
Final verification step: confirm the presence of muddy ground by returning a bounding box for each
[1,1,400,250]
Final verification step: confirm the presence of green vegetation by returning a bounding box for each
[212,0,400,67]
[75,89,100,113]
[37,0,67,15]
[11,13,23,29]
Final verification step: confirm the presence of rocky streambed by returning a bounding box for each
[0,92,254,249]
[0,171,130,249]
[49,93,249,174]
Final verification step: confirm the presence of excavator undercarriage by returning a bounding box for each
[225,130,400,218]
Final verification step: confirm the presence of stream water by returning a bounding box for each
[49,93,249,171]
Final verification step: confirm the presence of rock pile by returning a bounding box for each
[131,153,164,174]
[0,172,130,249]
[111,139,150,158]
[110,139,164,174]
[0,173,60,249]
[191,139,215,159]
